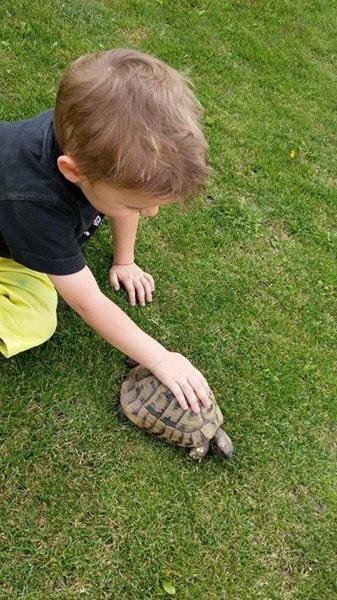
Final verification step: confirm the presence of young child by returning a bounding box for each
[0,48,211,413]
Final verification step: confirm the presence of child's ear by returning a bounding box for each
[57,155,82,183]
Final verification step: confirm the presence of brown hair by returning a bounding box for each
[53,48,210,200]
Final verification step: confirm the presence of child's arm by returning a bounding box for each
[48,266,210,413]
[109,214,155,306]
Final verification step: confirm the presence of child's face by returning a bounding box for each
[80,180,174,219]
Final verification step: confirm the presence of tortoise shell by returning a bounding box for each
[120,365,224,448]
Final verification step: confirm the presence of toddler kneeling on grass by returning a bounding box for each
[0,48,211,414]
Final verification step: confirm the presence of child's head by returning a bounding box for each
[53,48,210,203]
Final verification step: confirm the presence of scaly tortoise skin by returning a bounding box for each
[120,365,233,460]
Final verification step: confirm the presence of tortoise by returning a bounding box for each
[119,365,233,460]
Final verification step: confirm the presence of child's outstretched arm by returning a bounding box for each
[48,266,211,413]
[109,213,155,306]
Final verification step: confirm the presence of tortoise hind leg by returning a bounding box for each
[211,429,234,459]
[188,442,210,461]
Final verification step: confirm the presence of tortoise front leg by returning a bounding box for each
[188,442,210,460]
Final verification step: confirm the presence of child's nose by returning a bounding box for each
[140,206,159,217]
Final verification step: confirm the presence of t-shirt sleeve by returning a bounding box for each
[0,199,86,275]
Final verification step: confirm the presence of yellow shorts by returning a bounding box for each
[0,258,58,358]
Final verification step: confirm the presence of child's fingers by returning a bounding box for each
[143,272,155,291]
[188,373,211,408]
[132,278,153,305]
[140,277,153,303]
[133,280,146,306]
[122,280,136,306]
[179,381,200,413]
[110,265,155,308]
[195,370,211,397]
[110,271,120,291]
[168,383,189,411]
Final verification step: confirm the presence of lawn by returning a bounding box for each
[1,1,336,598]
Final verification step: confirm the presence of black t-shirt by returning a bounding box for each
[0,110,104,275]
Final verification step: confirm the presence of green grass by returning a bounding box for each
[1,1,337,598]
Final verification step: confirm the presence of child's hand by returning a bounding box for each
[109,262,155,306]
[150,351,212,413]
